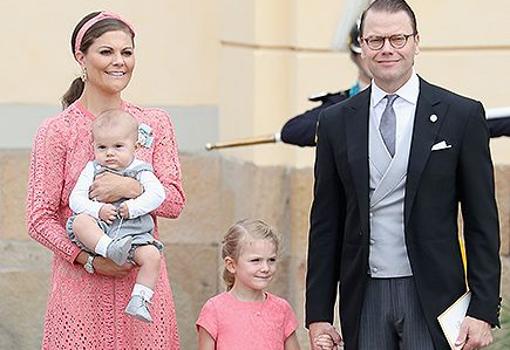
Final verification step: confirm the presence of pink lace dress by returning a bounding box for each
[26,100,186,349]
[196,292,298,350]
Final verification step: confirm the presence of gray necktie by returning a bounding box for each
[379,94,398,157]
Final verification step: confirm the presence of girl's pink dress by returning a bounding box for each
[26,100,186,349]
[196,292,298,350]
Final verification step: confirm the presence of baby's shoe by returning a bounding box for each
[106,236,132,265]
[125,295,153,323]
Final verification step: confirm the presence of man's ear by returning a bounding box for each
[360,48,366,59]
[414,34,420,55]
[224,256,236,274]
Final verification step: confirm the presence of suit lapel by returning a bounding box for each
[405,78,449,225]
[346,88,370,234]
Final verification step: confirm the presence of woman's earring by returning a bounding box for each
[80,67,88,82]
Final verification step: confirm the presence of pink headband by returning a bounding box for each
[74,11,135,58]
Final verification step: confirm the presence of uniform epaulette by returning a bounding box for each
[308,90,348,103]
[308,92,329,102]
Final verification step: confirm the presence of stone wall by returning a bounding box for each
[1,151,509,348]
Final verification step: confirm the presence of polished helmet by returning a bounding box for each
[349,19,361,54]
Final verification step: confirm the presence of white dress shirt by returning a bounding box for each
[370,71,420,154]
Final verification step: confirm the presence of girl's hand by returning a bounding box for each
[89,172,142,203]
[309,322,342,350]
[93,256,134,278]
[314,334,336,350]
[99,204,117,224]
[118,203,130,219]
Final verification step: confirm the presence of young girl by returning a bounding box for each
[67,109,165,323]
[196,219,301,350]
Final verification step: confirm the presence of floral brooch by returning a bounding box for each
[138,123,154,148]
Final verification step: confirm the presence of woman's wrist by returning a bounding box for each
[126,177,143,198]
[75,250,90,265]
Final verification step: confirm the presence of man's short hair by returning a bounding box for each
[359,0,418,37]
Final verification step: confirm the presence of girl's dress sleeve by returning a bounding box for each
[196,298,219,340]
[150,109,186,218]
[26,118,81,263]
[283,300,299,339]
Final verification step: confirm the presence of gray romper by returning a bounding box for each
[66,161,164,261]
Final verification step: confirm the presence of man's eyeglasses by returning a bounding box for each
[361,33,417,50]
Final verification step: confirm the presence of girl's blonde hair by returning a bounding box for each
[221,219,280,291]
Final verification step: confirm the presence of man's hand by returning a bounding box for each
[455,316,493,350]
[99,204,117,224]
[309,322,342,350]
[89,172,142,203]
[314,334,336,350]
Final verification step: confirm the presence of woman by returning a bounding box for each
[26,11,185,349]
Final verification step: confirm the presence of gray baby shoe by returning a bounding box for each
[125,295,153,323]
[106,236,133,265]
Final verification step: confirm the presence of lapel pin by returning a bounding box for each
[429,114,438,123]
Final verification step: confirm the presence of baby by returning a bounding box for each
[67,109,164,323]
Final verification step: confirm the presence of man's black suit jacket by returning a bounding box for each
[306,77,501,349]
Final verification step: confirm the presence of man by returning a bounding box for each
[280,22,372,147]
[280,24,510,148]
[306,1,501,349]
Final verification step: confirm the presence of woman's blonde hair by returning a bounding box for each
[221,219,280,291]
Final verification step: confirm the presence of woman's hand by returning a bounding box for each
[93,256,134,278]
[89,172,142,203]
[76,251,134,278]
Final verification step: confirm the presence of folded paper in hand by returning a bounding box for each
[437,291,471,349]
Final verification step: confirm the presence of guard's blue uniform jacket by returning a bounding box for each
[281,83,510,147]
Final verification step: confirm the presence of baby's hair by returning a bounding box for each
[221,219,280,291]
[92,109,138,141]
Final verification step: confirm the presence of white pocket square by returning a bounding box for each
[431,141,452,151]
